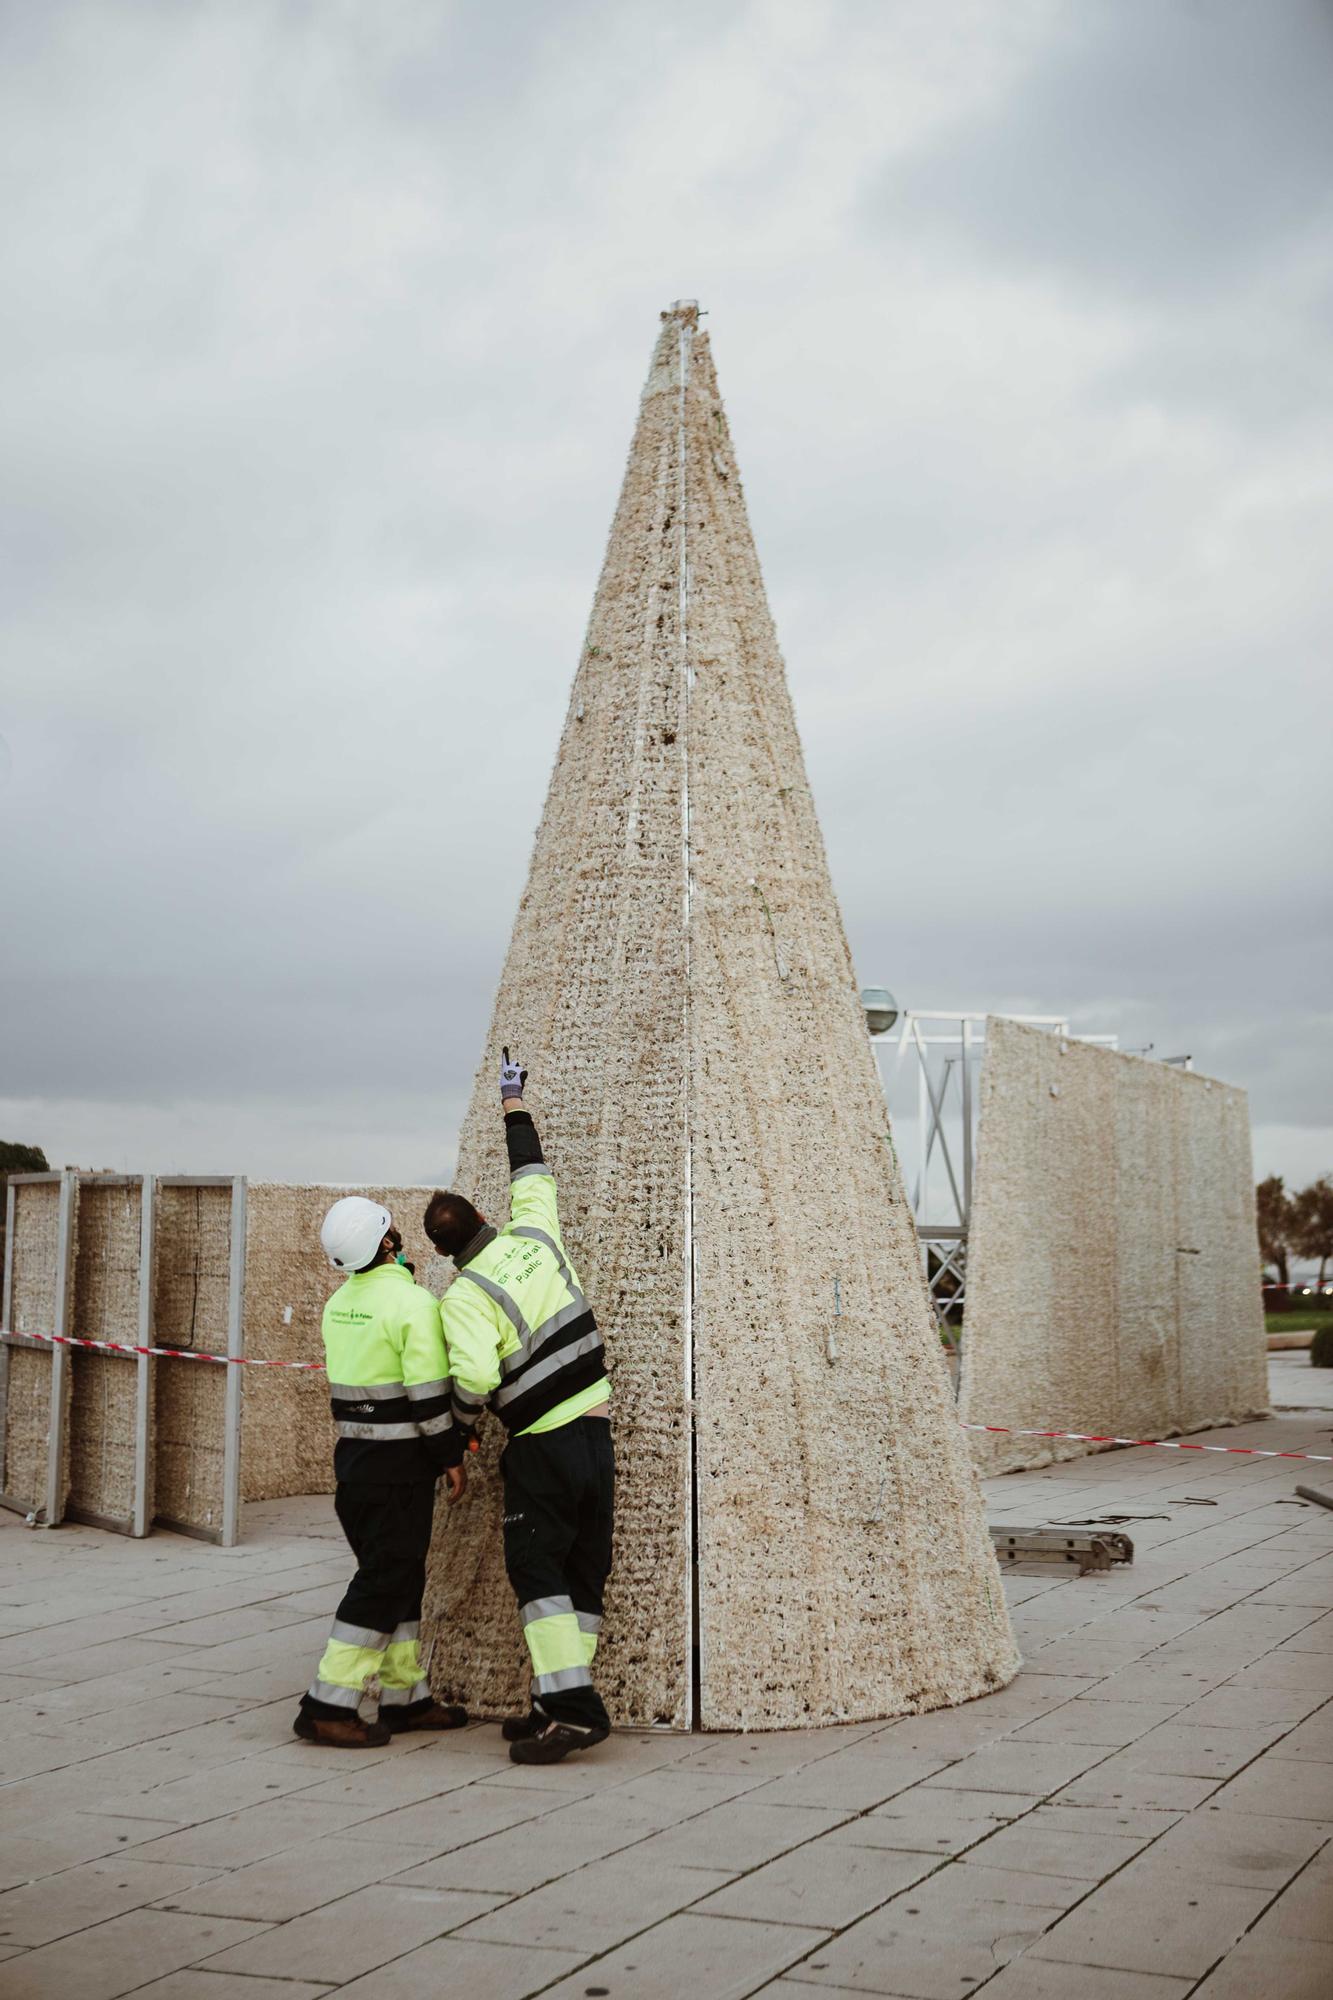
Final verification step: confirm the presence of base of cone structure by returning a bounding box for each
[421,302,1020,1730]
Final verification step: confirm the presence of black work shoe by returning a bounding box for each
[501,1709,542,1742]
[293,1710,391,1749]
[383,1701,468,1732]
[509,1720,609,1765]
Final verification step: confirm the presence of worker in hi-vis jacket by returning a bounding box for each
[295,1199,471,1747]
[424,1049,614,1765]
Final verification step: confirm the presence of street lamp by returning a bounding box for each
[861,987,900,1037]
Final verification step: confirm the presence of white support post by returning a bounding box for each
[961,1018,973,1222]
[220,1176,247,1548]
[132,1177,155,1538]
[0,1180,15,1481]
[43,1170,78,1529]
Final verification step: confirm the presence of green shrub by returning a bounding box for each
[1311,1325,1333,1369]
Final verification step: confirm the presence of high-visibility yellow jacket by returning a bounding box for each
[321,1262,456,1483]
[439,1110,608,1460]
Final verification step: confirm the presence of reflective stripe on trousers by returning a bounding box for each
[519,1594,599,1695]
[307,1617,428,1707]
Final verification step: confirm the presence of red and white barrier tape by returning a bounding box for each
[1,1329,324,1370]
[6,1328,1333,1465]
[961,1423,1333,1463]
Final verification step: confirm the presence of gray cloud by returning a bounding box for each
[1,0,1330,1189]
[878,0,1333,299]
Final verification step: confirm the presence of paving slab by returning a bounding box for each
[1266,1702,1333,1759]
[1189,1934,1333,1999]
[1050,1756,1222,1812]
[0,1813,185,1892]
[694,1836,938,1928]
[624,1799,853,1876]
[1026,1872,1273,1978]
[953,1815,1147,1881]
[745,1750,950,1812]
[148,1834,431,1921]
[1140,1808,1331,1888]
[1008,1700,1181,1747]
[0,1910,271,2000]
[1207,1753,1333,1820]
[197,1882,504,1983]
[334,1935,585,1999]
[125,1798,371,1869]
[0,1859,224,1949]
[1113,1719,1287,1779]
[781,1897,1042,1996]
[323,1777,551,1853]
[918,1739,1110,1797]
[842,1785,1043,1854]
[533,1911,829,2000]
[452,1850,733,1952]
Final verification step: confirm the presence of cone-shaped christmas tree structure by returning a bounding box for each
[423,303,1017,1729]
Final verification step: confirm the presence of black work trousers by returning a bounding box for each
[502,1417,615,1732]
[301,1479,436,1721]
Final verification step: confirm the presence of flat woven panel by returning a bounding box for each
[242,1185,434,1502]
[958,1018,1269,1474]
[422,308,1018,1729]
[153,1183,231,1532]
[67,1180,146,1526]
[3,1181,72,1516]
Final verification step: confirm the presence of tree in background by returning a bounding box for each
[1256,1175,1295,1296]
[1291,1175,1333,1292]
[0,1142,50,1276]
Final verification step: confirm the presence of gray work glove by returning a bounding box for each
[500,1046,528,1101]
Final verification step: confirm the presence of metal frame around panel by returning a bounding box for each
[61,1175,155,1540]
[133,1176,155,1537]
[0,1177,16,1486]
[153,1176,247,1546]
[0,1172,77,1524]
[222,1176,247,1547]
[45,1171,78,1527]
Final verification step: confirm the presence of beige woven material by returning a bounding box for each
[152,1182,232,1533]
[958,1017,1270,1475]
[421,305,1018,1730]
[67,1178,145,1527]
[2,1180,72,1517]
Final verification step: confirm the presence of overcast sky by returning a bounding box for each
[2,0,1330,1193]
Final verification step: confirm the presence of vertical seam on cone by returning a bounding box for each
[678,310,698,1733]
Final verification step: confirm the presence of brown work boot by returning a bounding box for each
[293,1709,390,1748]
[383,1701,469,1732]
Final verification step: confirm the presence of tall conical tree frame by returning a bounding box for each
[422,303,1018,1729]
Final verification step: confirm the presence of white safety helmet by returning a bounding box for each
[320,1196,392,1273]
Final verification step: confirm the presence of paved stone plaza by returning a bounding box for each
[1,1412,1330,2000]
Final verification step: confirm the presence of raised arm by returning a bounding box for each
[500,1048,561,1239]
